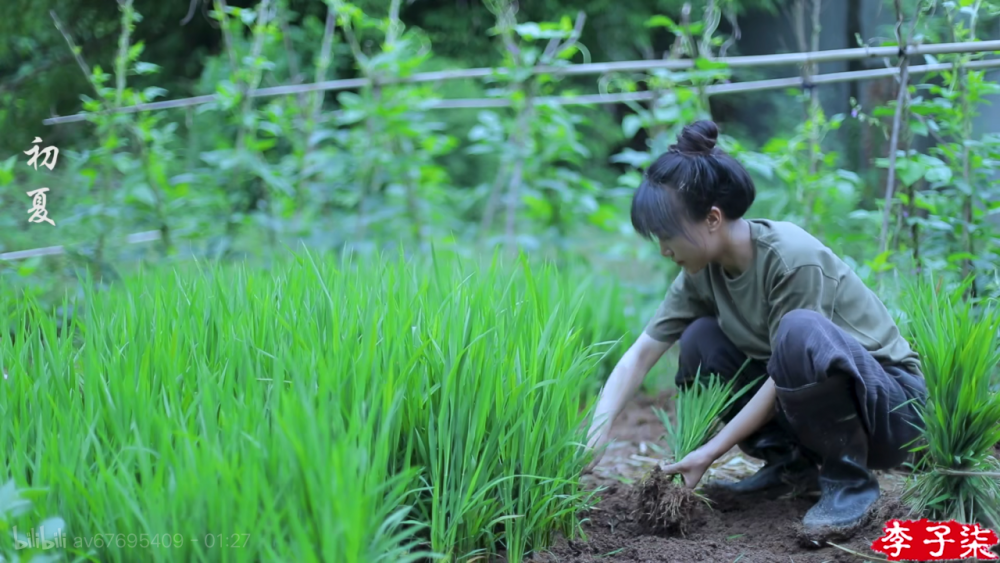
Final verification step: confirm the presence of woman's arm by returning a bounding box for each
[702,377,776,459]
[584,333,672,471]
[662,378,778,488]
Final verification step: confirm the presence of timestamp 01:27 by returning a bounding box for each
[202,533,250,548]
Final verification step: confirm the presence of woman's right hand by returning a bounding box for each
[659,447,716,489]
[581,334,672,474]
[583,418,613,473]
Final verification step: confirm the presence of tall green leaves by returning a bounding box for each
[900,276,1000,529]
[0,249,629,562]
[655,367,759,462]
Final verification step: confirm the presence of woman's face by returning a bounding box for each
[656,213,720,274]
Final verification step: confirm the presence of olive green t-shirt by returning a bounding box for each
[644,219,923,377]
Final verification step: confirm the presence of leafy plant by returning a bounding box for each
[634,366,759,536]
[7,0,999,320]
[900,275,1000,530]
[862,0,1000,290]
[654,367,760,462]
[471,3,605,251]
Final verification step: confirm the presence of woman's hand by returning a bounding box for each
[583,421,612,473]
[661,379,779,489]
[660,447,716,489]
[582,334,672,474]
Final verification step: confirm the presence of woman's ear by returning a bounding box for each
[705,206,724,232]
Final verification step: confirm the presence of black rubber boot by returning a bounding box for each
[777,374,881,538]
[708,421,820,496]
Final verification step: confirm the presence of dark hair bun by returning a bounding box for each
[674,120,719,154]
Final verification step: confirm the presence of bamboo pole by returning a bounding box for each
[40,58,1000,125]
[879,0,920,256]
[11,59,1000,263]
[420,58,1000,110]
[41,40,1000,125]
[0,230,163,261]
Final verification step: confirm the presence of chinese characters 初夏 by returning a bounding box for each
[23,137,59,226]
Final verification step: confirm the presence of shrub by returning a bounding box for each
[900,276,1000,530]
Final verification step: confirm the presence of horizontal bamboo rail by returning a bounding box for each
[41,40,1000,125]
[10,54,1000,262]
[1,230,163,261]
[422,58,1000,109]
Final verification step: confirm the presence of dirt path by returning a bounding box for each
[534,392,918,563]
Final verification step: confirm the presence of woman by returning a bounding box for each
[584,120,927,540]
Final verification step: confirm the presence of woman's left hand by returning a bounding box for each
[659,448,717,489]
[662,379,778,489]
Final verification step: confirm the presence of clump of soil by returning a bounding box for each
[530,391,920,562]
[630,465,703,537]
[871,496,914,524]
[532,477,912,563]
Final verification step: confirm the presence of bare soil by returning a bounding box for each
[531,391,921,563]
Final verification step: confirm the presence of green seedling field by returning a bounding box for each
[0,250,637,563]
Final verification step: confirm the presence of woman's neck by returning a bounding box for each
[717,219,754,277]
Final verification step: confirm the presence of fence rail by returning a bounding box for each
[1,231,163,262]
[421,58,1000,109]
[12,43,1000,262]
[41,40,1000,125]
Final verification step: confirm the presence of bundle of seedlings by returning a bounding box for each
[632,368,758,536]
[900,277,1000,531]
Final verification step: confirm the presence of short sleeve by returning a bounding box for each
[766,265,839,348]
[644,272,713,344]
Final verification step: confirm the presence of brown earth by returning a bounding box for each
[530,392,925,563]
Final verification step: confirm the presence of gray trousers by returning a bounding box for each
[675,310,928,470]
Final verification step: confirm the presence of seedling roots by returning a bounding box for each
[631,465,701,536]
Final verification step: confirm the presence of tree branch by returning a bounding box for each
[542,11,585,62]
[213,0,240,73]
[181,0,201,25]
[115,0,135,109]
[235,0,272,153]
[878,0,913,255]
[49,11,101,98]
[718,6,740,57]
[308,7,336,148]
[280,9,303,88]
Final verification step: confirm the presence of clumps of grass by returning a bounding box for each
[900,276,1000,530]
[1,249,629,563]
[549,262,640,401]
[654,368,759,462]
[632,369,758,536]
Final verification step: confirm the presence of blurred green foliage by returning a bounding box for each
[1,0,999,325]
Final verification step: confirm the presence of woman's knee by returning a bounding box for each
[679,317,723,349]
[676,317,723,386]
[678,318,725,363]
[675,317,762,388]
[769,309,827,389]
[774,309,825,345]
